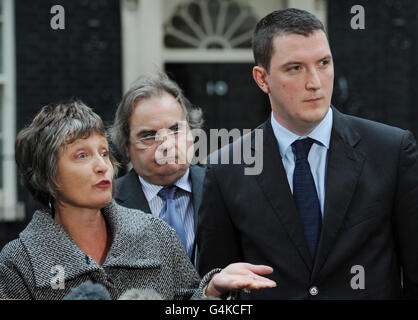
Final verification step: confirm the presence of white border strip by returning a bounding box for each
[1,0,21,221]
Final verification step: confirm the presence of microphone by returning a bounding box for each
[117,288,221,300]
[118,288,163,300]
[63,281,111,300]
[190,294,221,300]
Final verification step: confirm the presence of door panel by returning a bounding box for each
[165,63,270,133]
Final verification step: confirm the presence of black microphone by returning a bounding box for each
[190,294,221,300]
[118,288,163,300]
[63,281,111,300]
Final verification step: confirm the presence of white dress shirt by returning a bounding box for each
[270,107,333,216]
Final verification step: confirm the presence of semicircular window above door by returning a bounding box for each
[164,0,258,49]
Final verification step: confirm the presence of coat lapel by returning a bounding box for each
[189,165,205,231]
[114,168,151,213]
[312,108,366,278]
[189,165,205,265]
[19,202,164,288]
[20,209,100,287]
[254,120,313,271]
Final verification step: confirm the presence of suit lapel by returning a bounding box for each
[255,121,313,271]
[189,165,205,231]
[312,108,366,278]
[189,165,205,265]
[115,169,152,213]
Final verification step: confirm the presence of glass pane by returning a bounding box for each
[164,0,256,49]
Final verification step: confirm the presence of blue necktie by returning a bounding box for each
[158,186,188,255]
[292,138,322,259]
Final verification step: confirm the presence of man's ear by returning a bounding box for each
[253,65,270,94]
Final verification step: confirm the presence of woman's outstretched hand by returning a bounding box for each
[205,263,277,298]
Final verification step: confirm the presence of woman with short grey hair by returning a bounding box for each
[0,100,276,300]
[15,101,118,207]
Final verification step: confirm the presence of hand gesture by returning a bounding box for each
[205,263,277,298]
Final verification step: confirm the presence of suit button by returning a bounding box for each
[309,286,318,296]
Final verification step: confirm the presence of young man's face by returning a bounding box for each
[253,30,334,136]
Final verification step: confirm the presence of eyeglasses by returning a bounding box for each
[135,129,183,149]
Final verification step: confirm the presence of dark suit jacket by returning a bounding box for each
[115,164,205,264]
[197,107,418,299]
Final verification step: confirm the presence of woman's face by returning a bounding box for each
[55,131,113,211]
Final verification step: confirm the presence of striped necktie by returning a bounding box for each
[158,186,188,255]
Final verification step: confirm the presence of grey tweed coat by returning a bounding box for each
[0,201,216,300]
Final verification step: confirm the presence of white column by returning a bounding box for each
[287,0,316,12]
[287,0,328,29]
[121,0,164,92]
[1,0,23,221]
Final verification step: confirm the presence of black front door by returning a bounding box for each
[165,63,270,133]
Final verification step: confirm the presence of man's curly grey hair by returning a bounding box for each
[110,72,203,163]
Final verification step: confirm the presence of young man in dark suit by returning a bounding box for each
[111,72,205,265]
[197,8,418,299]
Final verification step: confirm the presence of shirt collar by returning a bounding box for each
[173,168,192,193]
[138,168,192,201]
[271,107,333,158]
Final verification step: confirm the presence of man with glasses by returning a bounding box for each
[111,72,205,265]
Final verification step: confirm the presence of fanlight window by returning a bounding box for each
[164,0,258,49]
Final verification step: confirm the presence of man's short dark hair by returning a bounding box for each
[252,8,327,72]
